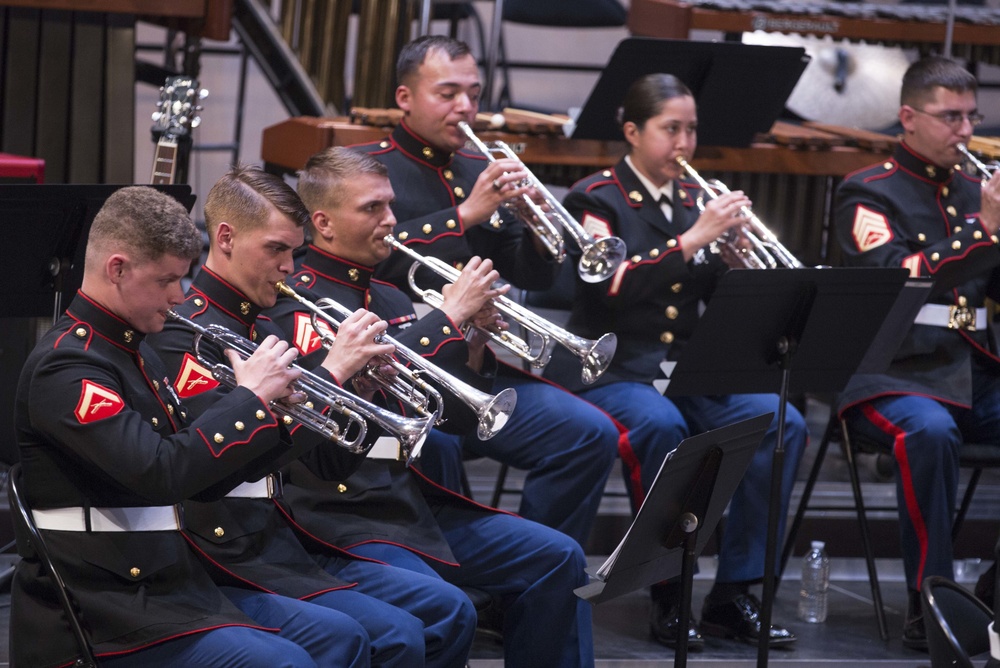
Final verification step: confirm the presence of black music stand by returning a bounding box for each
[576,413,773,667]
[0,184,195,320]
[572,37,809,147]
[660,266,916,667]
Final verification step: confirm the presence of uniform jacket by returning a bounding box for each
[543,158,727,393]
[149,267,372,598]
[834,141,1000,412]
[13,292,285,667]
[265,246,505,565]
[353,121,557,294]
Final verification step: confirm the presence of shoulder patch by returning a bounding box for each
[852,204,894,252]
[75,379,124,424]
[292,312,332,355]
[174,353,220,398]
[581,212,613,240]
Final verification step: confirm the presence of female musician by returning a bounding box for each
[543,73,807,650]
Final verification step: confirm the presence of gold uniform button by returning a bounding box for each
[130,567,141,578]
[442,326,452,335]
[947,205,957,217]
[666,239,677,248]
[302,275,312,283]
[251,330,258,342]
[942,186,950,197]
[628,190,643,203]
[454,187,465,198]
[180,410,187,420]
[659,331,675,344]
[455,262,464,271]
[305,401,314,409]
[631,255,642,263]
[954,226,963,234]
[283,416,293,426]
[167,404,174,415]
[214,433,224,444]
[952,240,962,250]
[348,268,359,282]
[917,233,927,242]
[74,327,87,338]
[151,417,159,427]
[443,169,454,180]
[925,165,937,178]
[380,141,390,149]
[419,337,430,347]
[883,162,893,170]
[235,421,245,431]
[678,190,687,200]
[422,224,433,235]
[974,230,983,240]
[931,252,941,261]
[666,306,679,320]
[649,248,660,258]
[994,235,999,244]
[214,527,225,537]
[194,298,205,307]
[602,170,612,177]
[256,410,266,421]
[337,483,347,493]
[671,282,683,293]
[422,146,434,159]
[398,231,409,241]
[153,380,160,390]
[445,219,457,229]
[491,220,501,229]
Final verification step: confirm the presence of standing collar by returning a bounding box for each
[392,121,456,168]
[190,267,263,328]
[300,245,374,292]
[624,155,675,203]
[65,291,144,352]
[895,142,956,183]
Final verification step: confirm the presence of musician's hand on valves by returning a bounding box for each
[457,158,531,226]
[979,170,1000,235]
[440,256,509,324]
[321,309,396,385]
[465,304,507,372]
[228,335,304,405]
[351,361,397,401]
[679,190,752,262]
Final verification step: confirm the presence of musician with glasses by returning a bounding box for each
[12,185,376,667]
[834,55,1000,649]
[543,73,807,650]
[148,164,478,667]
[263,145,596,668]
[353,34,620,551]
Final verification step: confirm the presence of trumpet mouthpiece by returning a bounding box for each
[275,281,294,297]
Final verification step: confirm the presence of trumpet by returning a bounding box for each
[384,235,617,385]
[957,142,999,185]
[275,282,517,441]
[676,156,803,270]
[165,310,433,459]
[458,121,627,284]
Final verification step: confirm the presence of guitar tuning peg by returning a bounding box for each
[191,116,202,129]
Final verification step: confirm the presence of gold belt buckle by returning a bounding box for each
[948,303,976,331]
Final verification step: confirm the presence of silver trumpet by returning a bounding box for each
[165,310,433,458]
[276,282,517,441]
[385,235,617,385]
[458,121,627,284]
[957,142,1000,185]
[676,156,803,270]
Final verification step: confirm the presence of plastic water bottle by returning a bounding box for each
[798,540,830,623]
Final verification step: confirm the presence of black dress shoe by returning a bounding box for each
[902,589,927,651]
[650,598,704,651]
[700,593,797,646]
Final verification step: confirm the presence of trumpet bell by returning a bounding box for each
[476,387,518,440]
[579,236,628,284]
[581,332,617,386]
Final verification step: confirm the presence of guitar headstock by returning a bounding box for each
[151,76,208,142]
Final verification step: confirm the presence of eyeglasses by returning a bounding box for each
[913,107,985,128]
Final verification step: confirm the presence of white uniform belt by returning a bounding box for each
[913,303,986,330]
[226,473,282,499]
[367,436,403,461]
[33,505,182,532]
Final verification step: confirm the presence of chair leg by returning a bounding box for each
[842,420,890,641]
[952,467,982,543]
[779,408,837,584]
[491,462,510,508]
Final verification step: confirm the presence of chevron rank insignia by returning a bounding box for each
[174,353,219,398]
[292,312,333,355]
[852,205,893,252]
[581,212,612,241]
[75,379,124,424]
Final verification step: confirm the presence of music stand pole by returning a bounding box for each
[757,337,793,668]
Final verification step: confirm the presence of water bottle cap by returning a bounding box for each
[811,540,825,549]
